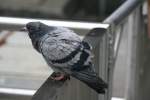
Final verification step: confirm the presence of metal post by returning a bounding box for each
[125,6,145,100]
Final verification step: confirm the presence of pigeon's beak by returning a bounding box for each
[20,27,27,32]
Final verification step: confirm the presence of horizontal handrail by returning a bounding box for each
[0,16,109,30]
[0,87,35,96]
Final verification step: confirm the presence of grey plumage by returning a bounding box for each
[25,22,107,94]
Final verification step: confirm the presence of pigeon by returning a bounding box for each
[21,22,108,94]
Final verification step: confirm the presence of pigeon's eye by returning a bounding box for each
[26,22,40,31]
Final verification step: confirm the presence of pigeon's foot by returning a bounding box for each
[50,72,70,81]
[51,74,65,81]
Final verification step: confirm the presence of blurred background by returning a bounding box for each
[0,0,125,21]
[0,0,148,100]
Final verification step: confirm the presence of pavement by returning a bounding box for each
[0,31,52,90]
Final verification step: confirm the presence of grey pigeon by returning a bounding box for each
[22,22,107,94]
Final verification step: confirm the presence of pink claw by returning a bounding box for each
[51,74,65,81]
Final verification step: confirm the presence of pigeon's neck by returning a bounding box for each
[29,26,54,51]
[32,40,40,53]
[29,25,56,53]
[29,30,44,53]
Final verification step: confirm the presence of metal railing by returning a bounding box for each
[0,0,146,100]
[103,0,145,100]
[103,0,144,60]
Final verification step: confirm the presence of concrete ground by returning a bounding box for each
[0,32,52,90]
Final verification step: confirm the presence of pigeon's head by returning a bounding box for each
[26,22,41,33]
[22,22,51,39]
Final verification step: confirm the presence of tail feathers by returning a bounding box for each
[71,69,108,94]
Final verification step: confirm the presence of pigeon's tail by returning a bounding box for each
[71,67,108,94]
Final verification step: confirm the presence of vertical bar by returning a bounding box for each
[105,26,115,100]
[126,6,144,100]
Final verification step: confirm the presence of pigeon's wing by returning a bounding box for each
[70,28,108,93]
[70,28,105,71]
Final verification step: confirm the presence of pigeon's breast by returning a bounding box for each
[40,32,81,62]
